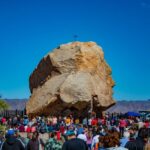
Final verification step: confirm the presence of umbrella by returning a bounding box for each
[126,112,141,117]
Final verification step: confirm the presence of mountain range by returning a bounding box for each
[3,99,150,113]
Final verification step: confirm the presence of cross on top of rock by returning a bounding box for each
[73,35,78,41]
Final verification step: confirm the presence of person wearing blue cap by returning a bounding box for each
[7,129,15,136]
[62,130,88,150]
[66,130,75,137]
[0,129,25,150]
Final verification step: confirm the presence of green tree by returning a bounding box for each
[0,99,9,112]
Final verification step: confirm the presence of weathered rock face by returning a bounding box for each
[27,42,115,117]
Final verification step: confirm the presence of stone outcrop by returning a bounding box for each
[26,42,115,117]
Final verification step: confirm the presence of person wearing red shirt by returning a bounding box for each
[119,118,127,137]
[26,125,31,133]
[91,118,98,126]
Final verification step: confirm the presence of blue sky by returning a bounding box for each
[0,0,150,100]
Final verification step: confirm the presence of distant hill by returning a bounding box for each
[4,99,27,110]
[2,99,150,112]
[107,100,150,113]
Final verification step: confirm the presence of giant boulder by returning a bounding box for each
[26,42,115,117]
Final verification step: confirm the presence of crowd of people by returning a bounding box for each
[0,112,150,150]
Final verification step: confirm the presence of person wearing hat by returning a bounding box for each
[62,130,88,150]
[0,129,25,150]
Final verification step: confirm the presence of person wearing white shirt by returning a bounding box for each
[91,134,99,149]
[77,132,87,142]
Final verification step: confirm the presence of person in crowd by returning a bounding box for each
[83,118,88,126]
[0,129,25,150]
[18,124,25,132]
[24,132,33,148]
[77,124,84,135]
[26,125,31,133]
[0,132,5,148]
[62,130,88,150]
[120,131,130,147]
[98,133,128,150]
[86,131,92,150]
[75,118,80,125]
[1,117,6,125]
[14,130,26,148]
[31,125,36,133]
[145,120,150,128]
[145,142,150,150]
[27,131,44,150]
[125,127,148,150]
[2,111,150,150]
[77,130,87,142]
[119,117,127,137]
[44,131,62,150]
[65,116,71,127]
[23,116,29,126]
[91,129,100,150]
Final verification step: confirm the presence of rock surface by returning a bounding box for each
[26,42,115,117]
